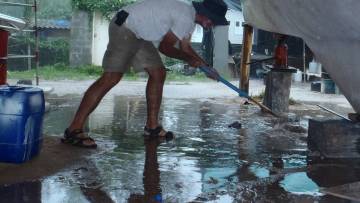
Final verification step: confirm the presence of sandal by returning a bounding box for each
[144,126,174,140]
[61,128,97,149]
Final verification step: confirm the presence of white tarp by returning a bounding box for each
[243,0,360,113]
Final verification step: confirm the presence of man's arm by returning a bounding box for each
[158,31,206,67]
[159,31,220,80]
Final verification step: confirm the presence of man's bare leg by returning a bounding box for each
[67,72,123,145]
[145,67,166,132]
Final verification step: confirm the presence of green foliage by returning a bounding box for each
[38,0,72,19]
[11,37,70,66]
[8,64,105,80]
[8,36,68,71]
[72,0,134,17]
[166,71,207,82]
[289,97,298,105]
[164,57,182,67]
[39,39,70,66]
[8,64,209,81]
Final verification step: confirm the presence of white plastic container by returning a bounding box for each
[293,70,303,82]
[309,60,322,75]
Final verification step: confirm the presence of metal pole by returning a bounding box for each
[34,0,39,85]
[0,1,34,7]
[27,44,31,70]
[317,105,351,122]
[303,41,306,82]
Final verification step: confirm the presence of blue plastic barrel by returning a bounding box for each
[0,86,45,163]
[322,79,335,94]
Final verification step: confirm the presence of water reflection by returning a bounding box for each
[0,181,41,203]
[128,137,164,203]
[280,172,321,195]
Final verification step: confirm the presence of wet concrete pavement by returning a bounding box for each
[1,80,359,202]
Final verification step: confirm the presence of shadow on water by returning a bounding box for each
[1,95,360,202]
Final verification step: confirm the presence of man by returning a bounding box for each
[62,0,229,148]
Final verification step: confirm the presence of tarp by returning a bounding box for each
[242,0,360,113]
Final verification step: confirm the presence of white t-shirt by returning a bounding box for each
[123,0,196,43]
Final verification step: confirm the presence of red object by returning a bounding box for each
[0,29,9,85]
[274,40,288,68]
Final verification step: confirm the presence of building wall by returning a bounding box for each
[191,9,244,45]
[92,12,110,66]
[227,9,244,45]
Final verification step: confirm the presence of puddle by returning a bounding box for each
[1,95,359,202]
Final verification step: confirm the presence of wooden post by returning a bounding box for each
[240,24,253,94]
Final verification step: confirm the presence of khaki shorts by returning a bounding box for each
[102,18,164,73]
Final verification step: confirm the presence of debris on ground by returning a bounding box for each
[228,121,242,129]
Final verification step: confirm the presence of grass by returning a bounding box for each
[8,64,209,82]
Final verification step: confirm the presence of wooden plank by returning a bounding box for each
[239,24,253,94]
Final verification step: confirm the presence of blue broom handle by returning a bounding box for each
[199,66,249,98]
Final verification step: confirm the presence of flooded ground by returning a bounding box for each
[1,80,359,202]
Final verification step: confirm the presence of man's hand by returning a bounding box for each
[187,55,207,68]
[202,66,220,81]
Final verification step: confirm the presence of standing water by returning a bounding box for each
[0,95,359,202]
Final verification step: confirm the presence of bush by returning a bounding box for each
[39,38,70,66]
[8,36,70,70]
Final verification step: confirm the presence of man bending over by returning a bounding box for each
[62,0,229,148]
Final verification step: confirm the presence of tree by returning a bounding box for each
[38,0,72,19]
[72,0,134,18]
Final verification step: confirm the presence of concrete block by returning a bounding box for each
[263,69,294,114]
[311,81,321,92]
[308,119,360,158]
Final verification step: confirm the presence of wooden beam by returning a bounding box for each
[240,24,254,94]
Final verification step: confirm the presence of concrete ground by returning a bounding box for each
[9,78,353,111]
[1,78,357,202]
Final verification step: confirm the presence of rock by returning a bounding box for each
[284,124,307,134]
[228,121,242,129]
[206,177,219,184]
[17,79,32,85]
[244,101,251,105]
